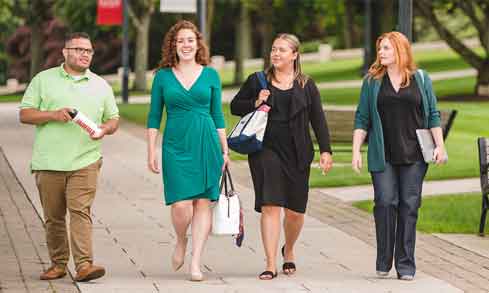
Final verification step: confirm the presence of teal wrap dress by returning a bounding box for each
[147,67,225,205]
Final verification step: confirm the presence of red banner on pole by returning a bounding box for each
[97,0,123,26]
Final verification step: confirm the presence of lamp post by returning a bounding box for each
[363,0,372,74]
[197,0,206,41]
[121,0,129,104]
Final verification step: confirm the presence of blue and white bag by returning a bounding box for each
[227,72,270,154]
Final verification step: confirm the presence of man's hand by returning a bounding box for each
[90,124,108,140]
[50,108,72,123]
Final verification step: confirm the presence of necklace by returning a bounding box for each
[274,74,294,89]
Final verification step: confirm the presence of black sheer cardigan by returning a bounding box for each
[230,73,332,170]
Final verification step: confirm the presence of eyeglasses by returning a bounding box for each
[65,47,94,56]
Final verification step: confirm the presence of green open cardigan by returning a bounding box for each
[354,69,441,172]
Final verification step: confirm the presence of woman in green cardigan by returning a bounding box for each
[352,32,447,281]
[146,20,229,282]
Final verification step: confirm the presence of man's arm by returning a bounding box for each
[100,118,119,135]
[19,108,72,125]
[90,118,119,140]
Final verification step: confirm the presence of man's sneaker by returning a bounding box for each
[75,263,106,282]
[376,271,389,278]
[399,274,414,281]
[40,265,67,280]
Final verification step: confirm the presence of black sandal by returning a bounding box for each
[281,245,297,275]
[259,270,278,280]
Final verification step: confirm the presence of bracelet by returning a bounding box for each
[222,151,229,155]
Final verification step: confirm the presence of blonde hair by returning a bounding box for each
[367,31,417,88]
[266,33,308,88]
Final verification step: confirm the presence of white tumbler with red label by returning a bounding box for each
[68,109,102,137]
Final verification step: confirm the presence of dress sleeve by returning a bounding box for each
[354,77,371,131]
[422,70,441,128]
[308,79,332,153]
[230,73,259,116]
[209,68,225,129]
[147,70,165,129]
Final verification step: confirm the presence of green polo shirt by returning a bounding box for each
[20,64,119,171]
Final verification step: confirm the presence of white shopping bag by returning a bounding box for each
[212,168,240,235]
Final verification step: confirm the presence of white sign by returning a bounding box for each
[160,0,196,13]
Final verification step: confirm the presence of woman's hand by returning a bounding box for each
[148,151,160,174]
[255,89,270,108]
[352,151,362,174]
[319,152,333,175]
[433,146,447,165]
[222,152,230,171]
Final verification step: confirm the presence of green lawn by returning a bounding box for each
[106,47,481,91]
[0,94,22,102]
[321,76,477,105]
[118,76,489,188]
[353,193,484,234]
[220,48,481,88]
[309,99,489,187]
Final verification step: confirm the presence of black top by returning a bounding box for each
[230,73,332,170]
[263,85,295,164]
[377,74,424,164]
[268,85,292,122]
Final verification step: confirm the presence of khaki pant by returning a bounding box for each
[34,159,102,270]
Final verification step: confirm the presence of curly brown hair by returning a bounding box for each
[156,20,209,70]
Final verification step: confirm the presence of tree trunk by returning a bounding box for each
[380,0,394,33]
[364,0,382,71]
[30,24,42,79]
[343,0,354,48]
[477,62,489,97]
[241,4,252,59]
[260,2,273,70]
[415,0,486,96]
[133,13,150,91]
[234,3,247,85]
[206,0,214,48]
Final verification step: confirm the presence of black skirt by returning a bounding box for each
[248,86,310,214]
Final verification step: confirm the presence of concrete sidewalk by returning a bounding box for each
[0,102,487,292]
[318,178,481,202]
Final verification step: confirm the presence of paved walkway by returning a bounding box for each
[1,103,488,292]
[319,178,481,202]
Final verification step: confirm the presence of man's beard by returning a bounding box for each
[67,59,90,73]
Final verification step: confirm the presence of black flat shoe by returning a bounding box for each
[259,270,278,280]
[281,245,297,275]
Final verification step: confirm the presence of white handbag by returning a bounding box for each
[212,167,240,235]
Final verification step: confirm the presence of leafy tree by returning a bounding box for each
[128,0,155,91]
[0,0,23,83]
[55,0,123,75]
[415,0,489,96]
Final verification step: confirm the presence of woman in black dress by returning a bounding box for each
[230,34,333,280]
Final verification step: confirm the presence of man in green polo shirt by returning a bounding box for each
[19,32,119,282]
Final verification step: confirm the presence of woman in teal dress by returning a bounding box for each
[146,20,229,281]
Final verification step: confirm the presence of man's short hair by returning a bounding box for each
[65,32,91,46]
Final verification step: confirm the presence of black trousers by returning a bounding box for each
[371,161,428,276]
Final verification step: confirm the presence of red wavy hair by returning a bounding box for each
[156,20,209,70]
[367,31,417,88]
